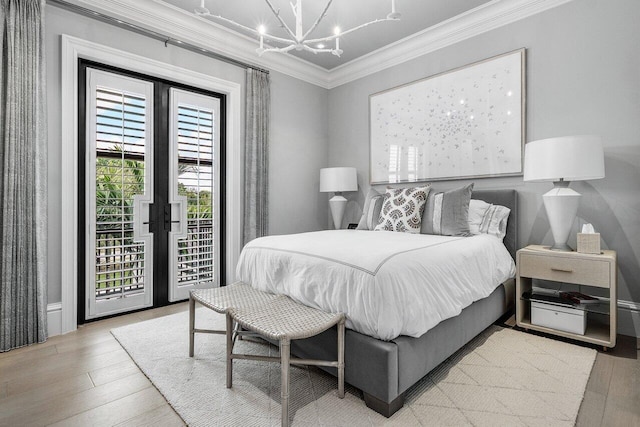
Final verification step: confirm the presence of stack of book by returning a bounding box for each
[524,291,600,307]
[559,291,600,305]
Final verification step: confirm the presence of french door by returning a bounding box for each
[80,63,224,321]
[168,89,221,301]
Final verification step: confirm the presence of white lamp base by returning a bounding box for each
[542,181,581,251]
[329,194,347,230]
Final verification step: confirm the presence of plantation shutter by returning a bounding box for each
[87,69,154,318]
[168,89,221,301]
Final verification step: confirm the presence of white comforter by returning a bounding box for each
[236,230,515,341]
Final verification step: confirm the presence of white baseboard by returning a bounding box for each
[617,299,640,338]
[47,302,63,337]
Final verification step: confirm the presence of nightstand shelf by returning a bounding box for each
[516,245,617,349]
[518,296,611,316]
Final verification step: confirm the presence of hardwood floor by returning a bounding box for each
[576,333,640,426]
[0,304,637,426]
[0,304,187,427]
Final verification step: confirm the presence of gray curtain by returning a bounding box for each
[243,69,270,244]
[0,0,48,351]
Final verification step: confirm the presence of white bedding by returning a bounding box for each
[236,230,515,341]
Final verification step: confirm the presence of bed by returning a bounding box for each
[236,189,518,416]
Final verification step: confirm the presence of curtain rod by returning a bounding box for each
[47,0,270,74]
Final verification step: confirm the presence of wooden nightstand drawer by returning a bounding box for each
[518,253,610,288]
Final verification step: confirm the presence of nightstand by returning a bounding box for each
[516,245,617,349]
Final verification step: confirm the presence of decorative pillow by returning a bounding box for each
[374,186,430,233]
[356,188,385,230]
[468,199,511,240]
[421,183,474,236]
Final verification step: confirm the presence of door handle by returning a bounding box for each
[144,203,156,228]
[164,205,181,230]
[133,194,153,242]
[168,195,188,239]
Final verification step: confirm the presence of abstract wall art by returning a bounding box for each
[369,49,525,184]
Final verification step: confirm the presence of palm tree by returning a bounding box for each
[95,146,145,290]
[95,148,214,289]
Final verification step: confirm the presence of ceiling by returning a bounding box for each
[160,0,491,70]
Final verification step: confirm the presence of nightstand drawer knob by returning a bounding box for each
[551,267,573,273]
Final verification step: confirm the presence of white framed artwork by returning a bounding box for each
[369,49,526,184]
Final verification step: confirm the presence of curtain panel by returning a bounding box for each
[243,69,270,244]
[0,0,48,351]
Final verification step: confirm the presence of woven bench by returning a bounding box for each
[189,282,345,427]
[188,282,279,356]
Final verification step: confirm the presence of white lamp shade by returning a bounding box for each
[319,167,358,192]
[523,135,605,182]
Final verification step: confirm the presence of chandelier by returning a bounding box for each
[195,0,401,57]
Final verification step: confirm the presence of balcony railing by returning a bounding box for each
[94,220,213,299]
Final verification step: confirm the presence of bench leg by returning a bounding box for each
[281,339,290,427]
[226,313,233,388]
[337,319,345,399]
[188,294,195,357]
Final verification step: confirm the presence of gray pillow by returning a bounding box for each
[421,183,474,236]
[356,188,384,230]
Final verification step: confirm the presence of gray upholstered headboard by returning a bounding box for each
[471,189,518,260]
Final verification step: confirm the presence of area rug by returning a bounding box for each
[112,308,596,426]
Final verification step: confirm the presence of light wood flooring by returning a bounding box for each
[0,304,638,426]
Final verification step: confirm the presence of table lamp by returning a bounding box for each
[524,135,605,251]
[320,167,358,229]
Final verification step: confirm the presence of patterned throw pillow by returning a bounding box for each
[374,186,430,233]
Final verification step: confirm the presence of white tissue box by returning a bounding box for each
[577,233,601,254]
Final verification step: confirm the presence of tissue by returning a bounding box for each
[581,223,595,234]
[577,223,600,254]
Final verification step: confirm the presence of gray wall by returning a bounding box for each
[328,0,640,333]
[270,72,328,235]
[45,5,328,303]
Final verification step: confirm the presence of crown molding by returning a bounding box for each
[56,0,331,88]
[54,0,574,90]
[327,0,574,89]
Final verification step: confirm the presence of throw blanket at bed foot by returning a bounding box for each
[237,230,515,341]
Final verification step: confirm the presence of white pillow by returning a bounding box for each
[468,199,510,240]
[356,188,384,230]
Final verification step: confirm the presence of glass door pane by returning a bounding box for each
[168,89,221,301]
[86,69,154,319]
